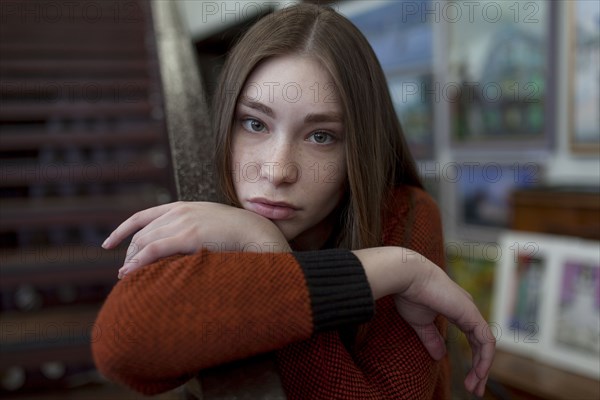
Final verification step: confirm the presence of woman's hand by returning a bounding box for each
[102,201,291,279]
[353,247,495,397]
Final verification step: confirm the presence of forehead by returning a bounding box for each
[248,54,328,81]
[240,55,341,109]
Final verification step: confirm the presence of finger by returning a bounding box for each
[126,217,175,261]
[103,202,180,249]
[412,323,446,361]
[464,369,478,394]
[457,284,473,300]
[467,328,482,371]
[445,301,486,343]
[405,261,496,389]
[464,326,494,397]
[465,332,493,383]
[415,266,478,327]
[466,324,495,380]
[475,374,488,397]
[118,236,187,278]
[475,325,496,378]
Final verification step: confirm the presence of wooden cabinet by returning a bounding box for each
[489,350,600,400]
[511,186,600,240]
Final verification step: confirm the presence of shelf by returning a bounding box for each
[490,350,600,400]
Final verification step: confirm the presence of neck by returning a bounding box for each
[289,210,341,251]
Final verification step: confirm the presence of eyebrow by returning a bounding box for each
[238,97,343,124]
[239,98,274,118]
[304,112,343,124]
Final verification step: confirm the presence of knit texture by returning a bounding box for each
[91,186,450,398]
[294,249,374,332]
[276,186,450,399]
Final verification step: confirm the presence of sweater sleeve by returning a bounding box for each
[91,248,374,395]
[276,186,450,399]
[356,186,450,399]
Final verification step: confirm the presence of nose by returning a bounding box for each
[260,139,299,186]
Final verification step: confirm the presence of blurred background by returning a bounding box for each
[0,0,598,399]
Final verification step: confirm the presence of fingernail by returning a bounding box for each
[102,237,111,249]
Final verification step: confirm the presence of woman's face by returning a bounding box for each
[231,55,347,250]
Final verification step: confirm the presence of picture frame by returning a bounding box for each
[347,0,432,73]
[568,0,600,154]
[492,231,600,379]
[347,0,435,160]
[540,239,600,379]
[447,0,553,149]
[491,232,556,357]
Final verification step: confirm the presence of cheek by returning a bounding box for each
[231,135,265,198]
[307,157,347,204]
[231,133,262,167]
[324,154,346,187]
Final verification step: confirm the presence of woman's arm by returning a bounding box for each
[92,249,374,395]
[355,246,493,397]
[274,190,492,399]
[93,195,493,396]
[100,201,293,278]
[349,188,494,397]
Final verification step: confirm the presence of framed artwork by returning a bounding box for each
[347,0,434,160]
[347,0,432,72]
[541,240,600,379]
[456,163,541,230]
[492,232,555,357]
[388,72,435,159]
[569,0,600,153]
[447,0,553,148]
[493,232,600,378]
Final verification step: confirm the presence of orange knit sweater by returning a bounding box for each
[92,186,450,399]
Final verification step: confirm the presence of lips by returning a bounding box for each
[247,198,299,220]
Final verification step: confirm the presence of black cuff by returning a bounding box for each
[292,249,374,332]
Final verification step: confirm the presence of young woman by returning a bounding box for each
[93,4,494,398]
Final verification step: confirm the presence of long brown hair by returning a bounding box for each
[213,3,422,250]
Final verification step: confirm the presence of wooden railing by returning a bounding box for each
[0,0,176,393]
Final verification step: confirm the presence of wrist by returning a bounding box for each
[353,247,405,300]
[240,213,291,253]
[354,246,428,300]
